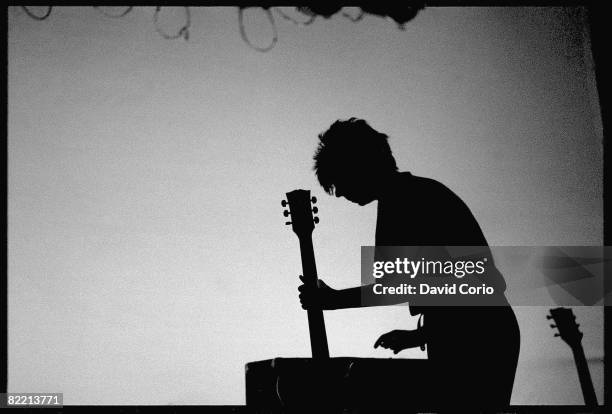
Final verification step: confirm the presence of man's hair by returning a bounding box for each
[313,118,398,195]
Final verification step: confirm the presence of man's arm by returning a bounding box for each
[299,278,410,310]
[334,283,411,309]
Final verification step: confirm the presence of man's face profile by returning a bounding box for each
[334,171,376,206]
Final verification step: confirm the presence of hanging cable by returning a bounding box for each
[341,10,365,23]
[18,5,425,48]
[94,6,133,18]
[21,6,52,21]
[153,6,191,41]
[238,7,278,53]
[273,7,316,26]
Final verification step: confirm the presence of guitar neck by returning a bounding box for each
[298,235,330,359]
[570,344,598,408]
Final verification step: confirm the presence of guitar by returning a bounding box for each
[547,307,598,408]
[282,189,330,359]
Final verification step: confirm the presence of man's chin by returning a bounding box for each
[344,196,373,206]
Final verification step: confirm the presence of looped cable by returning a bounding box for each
[273,7,316,26]
[238,7,278,52]
[94,6,133,18]
[21,6,52,21]
[154,6,191,41]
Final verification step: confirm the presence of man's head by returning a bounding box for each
[313,118,398,205]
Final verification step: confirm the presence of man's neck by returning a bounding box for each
[374,171,404,201]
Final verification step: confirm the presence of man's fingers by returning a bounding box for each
[299,292,315,309]
[374,335,387,348]
[298,275,325,310]
[375,331,406,352]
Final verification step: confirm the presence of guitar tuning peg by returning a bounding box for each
[312,207,318,214]
[281,200,288,207]
[311,196,317,204]
[313,217,319,224]
[285,221,292,226]
[283,210,290,217]
[550,324,557,329]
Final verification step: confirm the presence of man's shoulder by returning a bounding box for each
[402,172,456,198]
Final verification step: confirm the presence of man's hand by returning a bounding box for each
[374,329,426,354]
[298,275,339,310]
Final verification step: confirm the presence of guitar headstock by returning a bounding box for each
[282,189,319,238]
[548,307,583,349]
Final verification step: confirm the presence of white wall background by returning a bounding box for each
[8,6,603,405]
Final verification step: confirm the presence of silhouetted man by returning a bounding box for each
[298,118,520,409]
